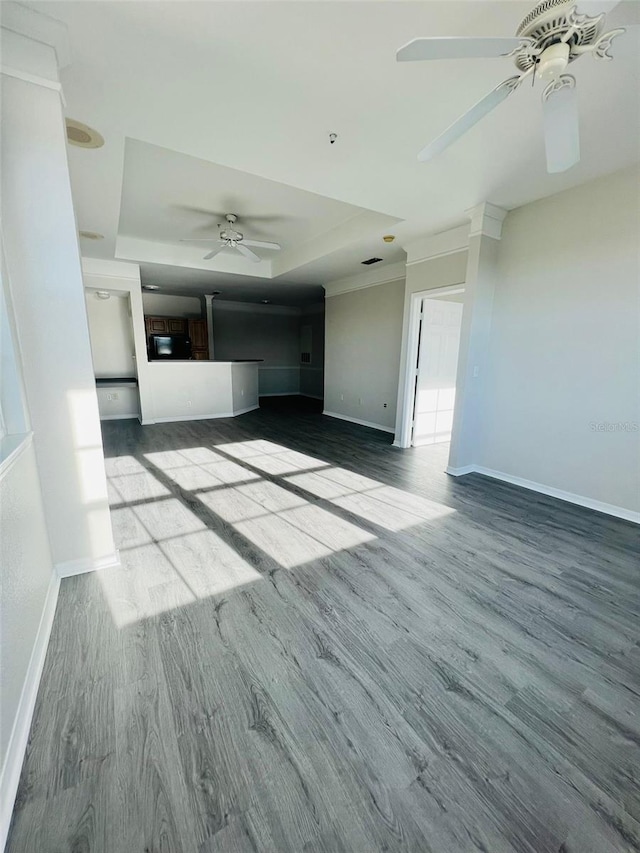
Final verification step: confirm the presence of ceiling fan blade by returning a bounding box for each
[236,244,261,263]
[418,75,521,162]
[203,246,225,260]
[542,74,580,173]
[397,37,531,62]
[180,238,223,242]
[242,239,281,251]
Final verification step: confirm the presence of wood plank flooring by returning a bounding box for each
[7,399,640,852]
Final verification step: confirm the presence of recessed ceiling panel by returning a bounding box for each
[117,138,400,278]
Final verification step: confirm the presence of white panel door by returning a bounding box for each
[412,299,463,446]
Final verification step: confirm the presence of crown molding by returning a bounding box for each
[466,202,508,240]
[403,223,469,265]
[213,299,301,316]
[0,3,71,69]
[324,260,407,298]
[81,257,141,282]
[0,65,65,102]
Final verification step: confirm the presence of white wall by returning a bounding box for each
[0,244,56,849]
[324,279,405,431]
[231,362,259,413]
[85,291,136,377]
[213,301,302,396]
[1,27,115,572]
[142,292,202,317]
[0,442,54,764]
[479,165,640,516]
[95,386,140,420]
[146,361,259,422]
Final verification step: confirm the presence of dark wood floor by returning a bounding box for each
[8,400,640,852]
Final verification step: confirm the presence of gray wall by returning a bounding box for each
[324,279,405,430]
[213,301,325,397]
[478,164,640,513]
[300,302,325,399]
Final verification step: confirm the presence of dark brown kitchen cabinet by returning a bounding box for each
[145,316,208,359]
[188,319,209,360]
[145,316,187,336]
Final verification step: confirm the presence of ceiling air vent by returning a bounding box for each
[361,257,383,266]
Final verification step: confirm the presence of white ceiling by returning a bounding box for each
[29,0,640,303]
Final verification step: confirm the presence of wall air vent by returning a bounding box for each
[361,257,383,266]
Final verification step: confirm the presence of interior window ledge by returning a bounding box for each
[0,431,33,481]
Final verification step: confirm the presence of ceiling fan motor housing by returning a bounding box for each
[538,41,570,80]
[219,214,243,243]
[514,0,604,73]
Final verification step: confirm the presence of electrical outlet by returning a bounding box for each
[340,393,344,401]
[107,392,119,401]
[186,400,192,407]
[383,402,387,408]
[241,389,244,396]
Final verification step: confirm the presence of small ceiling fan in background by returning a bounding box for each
[180,213,281,263]
[397,0,632,172]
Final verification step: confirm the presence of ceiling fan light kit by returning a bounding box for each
[398,0,629,173]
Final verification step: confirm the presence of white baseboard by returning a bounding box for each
[322,410,395,434]
[99,413,140,421]
[0,572,60,852]
[232,404,260,416]
[56,550,120,579]
[144,406,259,424]
[447,465,639,523]
[446,464,476,476]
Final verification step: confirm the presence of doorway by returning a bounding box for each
[395,285,465,450]
[412,292,464,446]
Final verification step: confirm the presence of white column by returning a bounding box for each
[1,7,117,572]
[447,203,507,473]
[204,293,216,359]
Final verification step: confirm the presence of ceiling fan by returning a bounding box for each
[180,213,281,263]
[397,0,630,172]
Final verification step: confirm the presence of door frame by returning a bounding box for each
[395,285,465,449]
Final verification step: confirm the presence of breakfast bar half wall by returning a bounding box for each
[143,360,260,424]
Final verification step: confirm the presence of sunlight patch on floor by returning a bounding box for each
[218,440,329,475]
[100,436,454,626]
[109,469,171,503]
[98,529,262,627]
[285,468,455,531]
[132,496,207,540]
